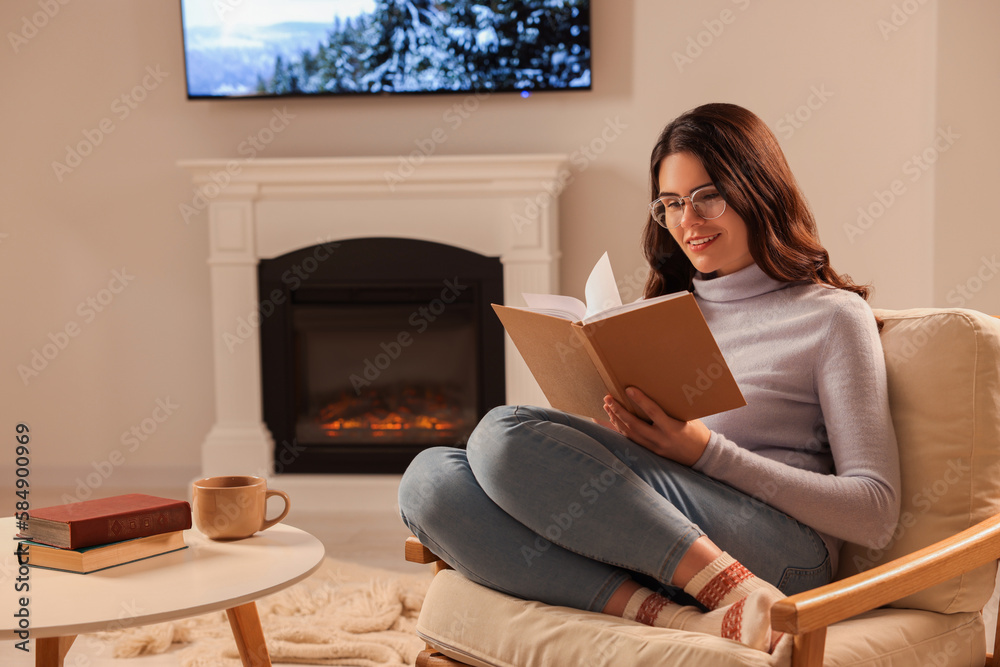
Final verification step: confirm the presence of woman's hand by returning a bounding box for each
[602,387,711,466]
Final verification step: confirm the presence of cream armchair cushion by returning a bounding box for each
[839,309,1000,612]
[417,569,984,666]
[410,308,1000,667]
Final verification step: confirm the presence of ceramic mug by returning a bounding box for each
[191,475,291,540]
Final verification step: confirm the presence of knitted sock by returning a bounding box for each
[621,587,780,652]
[683,552,783,611]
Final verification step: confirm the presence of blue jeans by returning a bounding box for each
[398,405,831,613]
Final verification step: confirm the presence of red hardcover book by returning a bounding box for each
[21,494,192,549]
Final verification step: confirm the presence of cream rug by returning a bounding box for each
[100,558,433,667]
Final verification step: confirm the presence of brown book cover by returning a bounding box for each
[494,292,746,422]
[23,530,187,574]
[22,494,192,549]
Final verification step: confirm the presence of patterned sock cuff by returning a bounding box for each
[684,552,755,610]
[622,587,675,627]
[622,587,655,622]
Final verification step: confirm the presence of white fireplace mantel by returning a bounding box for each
[180,155,567,480]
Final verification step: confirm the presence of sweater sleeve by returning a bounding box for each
[692,299,901,548]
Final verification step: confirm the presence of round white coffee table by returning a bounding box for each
[0,517,325,666]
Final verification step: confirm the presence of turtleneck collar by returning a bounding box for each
[692,262,789,303]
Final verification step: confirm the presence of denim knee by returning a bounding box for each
[466,404,541,481]
[398,446,462,531]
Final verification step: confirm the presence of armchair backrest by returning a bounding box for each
[837,308,1000,613]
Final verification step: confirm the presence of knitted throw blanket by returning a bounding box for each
[100,558,432,666]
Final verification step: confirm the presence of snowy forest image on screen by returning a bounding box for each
[181,0,591,97]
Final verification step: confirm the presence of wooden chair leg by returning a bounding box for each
[988,608,1000,667]
[790,628,827,667]
[416,648,469,666]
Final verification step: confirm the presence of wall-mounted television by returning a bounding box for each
[180,0,591,99]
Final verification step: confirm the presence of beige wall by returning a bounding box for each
[935,0,1000,309]
[1,0,995,487]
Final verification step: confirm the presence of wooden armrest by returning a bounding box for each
[406,536,443,564]
[405,536,453,573]
[772,512,1000,634]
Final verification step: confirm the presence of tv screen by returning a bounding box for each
[180,0,592,99]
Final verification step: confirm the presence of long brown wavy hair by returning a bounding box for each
[642,103,875,311]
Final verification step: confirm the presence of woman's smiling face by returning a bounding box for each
[657,151,754,277]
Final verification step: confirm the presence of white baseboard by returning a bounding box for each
[268,474,403,515]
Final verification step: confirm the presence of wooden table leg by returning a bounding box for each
[35,635,76,667]
[226,601,272,667]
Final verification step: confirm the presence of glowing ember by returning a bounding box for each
[316,385,469,441]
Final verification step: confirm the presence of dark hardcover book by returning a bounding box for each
[21,493,192,549]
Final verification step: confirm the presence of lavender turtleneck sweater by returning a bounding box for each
[691,263,901,571]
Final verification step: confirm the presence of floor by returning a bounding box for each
[4,483,426,667]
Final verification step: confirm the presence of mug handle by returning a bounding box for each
[260,489,291,531]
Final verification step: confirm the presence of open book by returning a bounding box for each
[493,253,746,422]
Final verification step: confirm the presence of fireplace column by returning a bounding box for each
[202,185,275,477]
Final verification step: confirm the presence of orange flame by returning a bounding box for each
[317,387,464,439]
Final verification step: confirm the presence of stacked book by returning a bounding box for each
[17,493,192,574]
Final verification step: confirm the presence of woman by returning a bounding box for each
[398,103,900,652]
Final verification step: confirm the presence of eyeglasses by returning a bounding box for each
[649,185,727,229]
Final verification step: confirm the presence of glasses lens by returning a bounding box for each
[692,189,725,219]
[650,198,682,228]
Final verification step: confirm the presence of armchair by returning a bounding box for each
[405,308,1000,666]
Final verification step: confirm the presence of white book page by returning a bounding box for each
[580,291,689,325]
[583,252,623,320]
[519,252,626,321]
[521,293,587,321]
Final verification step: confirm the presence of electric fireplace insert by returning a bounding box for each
[259,237,505,474]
